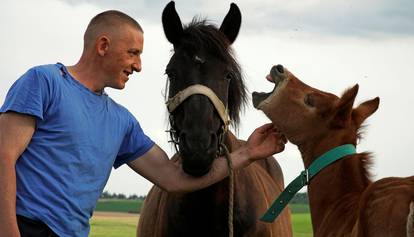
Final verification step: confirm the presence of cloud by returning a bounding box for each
[58,0,414,38]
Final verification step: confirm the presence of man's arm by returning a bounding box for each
[128,123,285,193]
[0,112,36,237]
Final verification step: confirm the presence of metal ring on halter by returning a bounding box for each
[166,114,180,153]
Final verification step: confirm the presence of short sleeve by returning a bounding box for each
[113,114,155,169]
[0,67,51,120]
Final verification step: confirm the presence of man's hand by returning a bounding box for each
[246,123,287,161]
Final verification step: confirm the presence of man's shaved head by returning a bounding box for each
[84,10,143,50]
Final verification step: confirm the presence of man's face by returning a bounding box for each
[103,26,144,89]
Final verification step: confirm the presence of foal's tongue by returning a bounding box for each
[266,74,274,83]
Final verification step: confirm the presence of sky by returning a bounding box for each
[1,0,413,196]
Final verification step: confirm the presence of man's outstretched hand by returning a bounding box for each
[246,123,287,161]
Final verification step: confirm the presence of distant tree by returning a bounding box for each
[100,191,111,199]
[128,194,138,200]
[99,191,147,200]
[116,193,126,199]
[291,192,309,204]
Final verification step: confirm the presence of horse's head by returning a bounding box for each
[253,65,380,151]
[162,2,247,176]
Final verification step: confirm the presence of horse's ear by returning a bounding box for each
[352,97,380,127]
[162,1,183,45]
[219,3,241,44]
[331,84,359,128]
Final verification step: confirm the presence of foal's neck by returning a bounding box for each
[299,136,372,232]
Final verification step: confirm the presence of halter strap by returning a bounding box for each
[166,84,230,130]
[260,144,357,222]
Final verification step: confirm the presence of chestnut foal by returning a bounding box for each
[253,65,414,237]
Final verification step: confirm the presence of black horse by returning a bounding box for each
[137,2,292,236]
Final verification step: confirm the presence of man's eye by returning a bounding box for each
[128,51,138,56]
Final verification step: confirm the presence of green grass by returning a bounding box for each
[289,203,310,213]
[290,204,313,236]
[94,199,143,213]
[292,213,313,237]
[90,219,137,237]
[91,199,313,237]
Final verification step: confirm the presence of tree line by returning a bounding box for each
[100,191,309,204]
[100,191,146,200]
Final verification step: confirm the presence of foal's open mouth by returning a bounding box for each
[252,64,286,109]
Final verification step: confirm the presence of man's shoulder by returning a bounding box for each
[107,97,133,116]
[24,63,63,84]
[29,63,61,76]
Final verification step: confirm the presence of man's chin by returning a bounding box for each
[117,84,126,90]
[113,80,127,90]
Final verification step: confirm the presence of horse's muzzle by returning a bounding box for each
[180,141,217,177]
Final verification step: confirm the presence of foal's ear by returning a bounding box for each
[331,84,359,128]
[352,97,380,127]
[219,3,242,44]
[162,1,184,45]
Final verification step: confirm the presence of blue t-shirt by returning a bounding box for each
[0,63,154,237]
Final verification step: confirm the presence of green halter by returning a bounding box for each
[260,144,356,222]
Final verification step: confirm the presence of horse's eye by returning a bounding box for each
[194,55,205,64]
[168,74,175,80]
[165,69,176,80]
[225,73,232,81]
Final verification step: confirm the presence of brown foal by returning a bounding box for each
[253,64,414,237]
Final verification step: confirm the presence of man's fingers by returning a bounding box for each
[277,133,287,144]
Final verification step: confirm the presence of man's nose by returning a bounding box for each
[132,58,142,72]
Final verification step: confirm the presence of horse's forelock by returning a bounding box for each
[178,19,247,129]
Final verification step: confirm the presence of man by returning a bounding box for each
[0,10,286,237]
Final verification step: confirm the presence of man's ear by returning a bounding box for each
[96,35,110,56]
[331,84,359,128]
[352,97,380,127]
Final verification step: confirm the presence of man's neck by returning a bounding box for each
[67,61,105,94]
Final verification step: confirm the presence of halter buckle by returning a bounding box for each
[301,169,310,185]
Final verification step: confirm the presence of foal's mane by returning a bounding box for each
[176,18,248,128]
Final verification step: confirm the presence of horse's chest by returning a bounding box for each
[165,183,254,237]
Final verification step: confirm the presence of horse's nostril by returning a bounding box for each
[180,132,214,151]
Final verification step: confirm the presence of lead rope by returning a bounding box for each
[220,143,234,237]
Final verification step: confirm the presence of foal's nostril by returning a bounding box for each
[275,64,284,74]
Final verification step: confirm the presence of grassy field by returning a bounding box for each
[95,199,144,213]
[90,200,313,237]
[90,212,138,237]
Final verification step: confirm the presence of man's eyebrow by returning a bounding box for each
[128,48,142,54]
